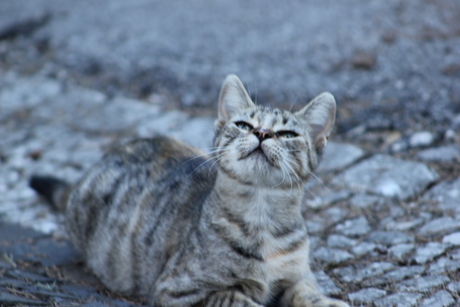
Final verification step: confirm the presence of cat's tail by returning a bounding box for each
[29,175,72,212]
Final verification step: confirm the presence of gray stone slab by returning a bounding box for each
[351,242,377,256]
[413,242,449,264]
[331,154,439,200]
[443,232,460,245]
[306,190,351,209]
[136,110,189,137]
[429,256,460,274]
[333,262,394,283]
[366,231,414,246]
[312,247,353,265]
[417,145,460,162]
[349,193,386,208]
[335,216,371,237]
[447,282,460,294]
[419,290,455,307]
[423,178,460,213]
[388,243,415,260]
[348,288,386,305]
[169,117,215,150]
[318,142,365,172]
[397,275,450,292]
[327,235,357,249]
[418,217,460,236]
[313,271,341,296]
[0,290,48,306]
[362,266,425,287]
[374,292,423,307]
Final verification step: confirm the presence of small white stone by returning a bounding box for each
[409,131,434,148]
[443,232,460,245]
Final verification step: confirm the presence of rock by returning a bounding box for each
[137,110,189,138]
[397,275,450,292]
[443,232,460,245]
[447,282,460,294]
[351,50,377,70]
[413,242,448,264]
[169,117,215,150]
[327,235,357,249]
[318,142,365,172]
[388,243,415,260]
[306,190,351,209]
[333,262,394,283]
[423,179,460,213]
[363,266,425,287]
[351,242,377,256]
[429,256,460,274]
[366,231,414,246]
[0,291,48,306]
[374,292,423,307]
[331,154,438,200]
[409,131,435,148]
[313,271,341,296]
[417,145,460,162]
[419,290,455,307]
[418,216,460,236]
[348,288,386,305]
[312,247,353,265]
[335,216,371,237]
[349,193,385,208]
[384,218,424,231]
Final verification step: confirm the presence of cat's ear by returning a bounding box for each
[218,74,255,122]
[296,92,336,152]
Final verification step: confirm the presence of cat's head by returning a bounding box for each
[214,74,335,188]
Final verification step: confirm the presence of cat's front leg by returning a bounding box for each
[196,290,265,307]
[280,279,349,307]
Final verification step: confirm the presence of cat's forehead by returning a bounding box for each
[240,106,301,128]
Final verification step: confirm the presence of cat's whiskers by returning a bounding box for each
[181,148,223,165]
[187,151,228,177]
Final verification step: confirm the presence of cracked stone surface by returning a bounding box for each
[1,1,460,306]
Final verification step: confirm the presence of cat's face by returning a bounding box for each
[213,75,336,188]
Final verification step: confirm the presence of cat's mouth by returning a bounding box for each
[246,146,271,164]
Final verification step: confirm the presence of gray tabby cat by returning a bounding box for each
[30,74,349,307]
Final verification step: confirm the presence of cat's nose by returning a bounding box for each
[253,128,273,142]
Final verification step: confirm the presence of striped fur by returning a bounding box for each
[30,75,349,307]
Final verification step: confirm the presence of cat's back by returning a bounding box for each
[66,136,216,295]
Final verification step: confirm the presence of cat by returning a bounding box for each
[30,74,349,307]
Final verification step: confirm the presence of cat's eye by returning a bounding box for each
[276,131,298,139]
[235,121,253,131]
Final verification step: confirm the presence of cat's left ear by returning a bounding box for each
[295,92,336,152]
[217,74,255,122]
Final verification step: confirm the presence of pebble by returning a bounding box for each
[349,193,385,208]
[313,247,353,265]
[314,271,341,295]
[398,275,450,293]
[413,242,449,264]
[417,145,460,162]
[348,288,387,305]
[327,235,357,249]
[388,243,415,260]
[419,290,455,307]
[331,154,438,200]
[418,216,460,236]
[374,292,423,307]
[318,142,365,172]
[423,178,460,213]
[335,216,371,237]
[443,231,460,245]
[366,231,414,246]
[409,131,435,148]
[362,266,425,287]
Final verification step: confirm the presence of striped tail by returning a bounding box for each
[29,175,71,212]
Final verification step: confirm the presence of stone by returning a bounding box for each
[331,154,438,200]
[417,145,460,162]
[313,271,341,296]
[349,193,385,208]
[447,282,460,294]
[388,243,415,260]
[169,117,215,150]
[334,262,394,283]
[366,231,414,246]
[351,242,377,256]
[443,232,460,245]
[429,256,460,274]
[418,216,460,236]
[423,179,460,213]
[0,290,48,306]
[362,266,425,287]
[409,131,435,148]
[137,110,189,138]
[348,288,386,304]
[413,242,448,264]
[397,275,450,292]
[374,292,423,307]
[312,247,353,265]
[335,216,371,237]
[419,290,455,307]
[327,235,357,249]
[306,190,351,209]
[318,142,365,172]
[322,207,348,223]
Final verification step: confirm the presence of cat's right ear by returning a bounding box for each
[217,74,255,123]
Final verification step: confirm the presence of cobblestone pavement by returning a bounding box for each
[1,71,459,306]
[1,1,460,306]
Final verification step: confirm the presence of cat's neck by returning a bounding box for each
[211,171,305,229]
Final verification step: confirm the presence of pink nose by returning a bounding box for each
[253,128,273,142]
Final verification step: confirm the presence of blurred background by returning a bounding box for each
[1,0,459,148]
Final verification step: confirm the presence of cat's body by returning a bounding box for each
[30,75,349,307]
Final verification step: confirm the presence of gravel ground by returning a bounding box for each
[0,1,459,306]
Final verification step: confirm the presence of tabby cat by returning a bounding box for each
[30,74,349,307]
